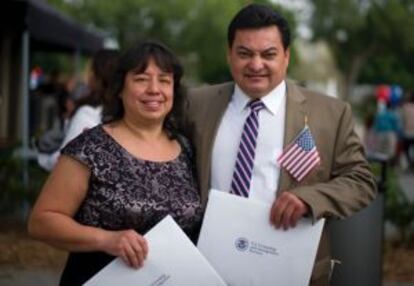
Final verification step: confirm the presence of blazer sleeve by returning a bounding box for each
[291,103,377,221]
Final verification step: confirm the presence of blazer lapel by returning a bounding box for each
[199,83,234,204]
[278,80,307,192]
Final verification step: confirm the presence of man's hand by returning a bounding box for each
[270,192,309,230]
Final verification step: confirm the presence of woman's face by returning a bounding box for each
[121,58,174,125]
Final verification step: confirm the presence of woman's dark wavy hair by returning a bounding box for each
[102,40,184,135]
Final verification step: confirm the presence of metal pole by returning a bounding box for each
[17,30,32,222]
[21,30,30,187]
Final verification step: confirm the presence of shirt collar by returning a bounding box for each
[232,80,286,115]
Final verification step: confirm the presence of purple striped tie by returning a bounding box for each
[230,99,265,197]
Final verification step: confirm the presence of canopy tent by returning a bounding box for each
[1,0,103,54]
[0,0,104,190]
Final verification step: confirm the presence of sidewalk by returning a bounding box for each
[0,267,61,286]
[0,217,66,286]
[1,267,413,286]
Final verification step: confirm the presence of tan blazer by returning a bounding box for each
[182,80,377,285]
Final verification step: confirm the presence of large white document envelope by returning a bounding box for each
[197,190,325,286]
[84,215,226,286]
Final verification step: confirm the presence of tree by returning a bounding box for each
[310,0,414,98]
[44,0,296,84]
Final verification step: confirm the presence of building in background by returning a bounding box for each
[0,0,104,149]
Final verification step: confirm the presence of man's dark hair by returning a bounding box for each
[227,3,291,50]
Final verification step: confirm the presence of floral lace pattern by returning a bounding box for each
[61,125,202,240]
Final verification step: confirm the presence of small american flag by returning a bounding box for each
[277,127,321,181]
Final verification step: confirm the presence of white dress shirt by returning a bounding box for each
[211,81,286,203]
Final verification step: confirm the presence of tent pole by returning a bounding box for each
[21,30,30,187]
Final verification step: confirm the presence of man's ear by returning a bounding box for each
[285,47,290,67]
[226,46,232,65]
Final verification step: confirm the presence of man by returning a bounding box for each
[182,3,376,285]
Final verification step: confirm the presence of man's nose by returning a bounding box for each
[248,55,264,71]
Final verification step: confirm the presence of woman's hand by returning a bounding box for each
[101,229,148,268]
[28,156,148,268]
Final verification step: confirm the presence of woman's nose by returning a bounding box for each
[147,79,160,93]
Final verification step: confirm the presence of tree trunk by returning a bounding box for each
[342,45,376,101]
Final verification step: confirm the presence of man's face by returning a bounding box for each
[227,26,290,98]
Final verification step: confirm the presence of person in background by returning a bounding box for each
[369,100,402,162]
[33,70,76,154]
[37,49,119,171]
[28,41,202,286]
[401,91,414,168]
[182,4,376,285]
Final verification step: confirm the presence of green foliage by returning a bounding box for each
[358,49,414,89]
[31,51,90,78]
[353,92,377,126]
[310,0,414,95]
[385,170,414,244]
[43,0,297,84]
[371,164,414,244]
[0,150,48,215]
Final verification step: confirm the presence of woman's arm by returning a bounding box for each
[28,155,148,268]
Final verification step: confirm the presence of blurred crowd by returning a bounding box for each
[31,49,119,171]
[364,85,414,170]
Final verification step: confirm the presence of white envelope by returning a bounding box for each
[84,215,226,286]
[197,190,325,286]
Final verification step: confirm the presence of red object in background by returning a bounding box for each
[30,66,44,90]
[375,85,391,103]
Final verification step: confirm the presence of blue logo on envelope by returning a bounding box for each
[235,237,249,251]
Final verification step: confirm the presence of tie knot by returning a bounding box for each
[249,99,265,113]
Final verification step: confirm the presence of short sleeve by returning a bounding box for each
[61,128,95,169]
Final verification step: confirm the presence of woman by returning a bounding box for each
[37,49,119,171]
[28,41,202,286]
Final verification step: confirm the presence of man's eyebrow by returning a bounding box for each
[235,46,253,52]
[235,46,278,53]
[261,47,278,53]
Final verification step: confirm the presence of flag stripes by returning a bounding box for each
[277,127,320,181]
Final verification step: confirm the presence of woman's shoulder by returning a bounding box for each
[60,125,112,169]
[62,125,104,152]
